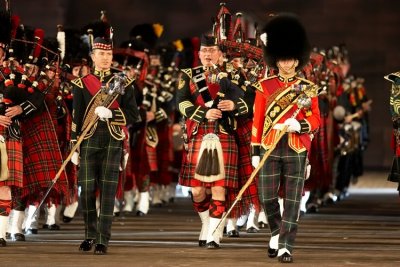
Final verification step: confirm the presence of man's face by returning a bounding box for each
[91,49,113,70]
[277,59,298,76]
[198,45,222,67]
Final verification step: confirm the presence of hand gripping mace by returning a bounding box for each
[212,85,320,237]
[31,73,127,219]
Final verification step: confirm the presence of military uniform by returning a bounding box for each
[71,67,139,248]
[386,71,400,192]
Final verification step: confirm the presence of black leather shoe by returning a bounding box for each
[63,216,73,223]
[206,241,220,249]
[42,224,49,229]
[0,238,6,247]
[267,246,278,258]
[227,230,240,237]
[5,232,10,239]
[79,239,95,251]
[25,228,38,235]
[278,252,293,263]
[136,211,146,217]
[94,244,107,255]
[48,224,60,230]
[246,227,259,233]
[198,240,207,247]
[9,233,25,241]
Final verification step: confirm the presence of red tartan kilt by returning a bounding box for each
[20,110,68,203]
[129,130,151,191]
[179,121,238,188]
[305,115,332,192]
[226,118,260,218]
[0,127,23,188]
[150,123,173,184]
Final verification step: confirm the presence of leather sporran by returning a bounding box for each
[194,133,225,183]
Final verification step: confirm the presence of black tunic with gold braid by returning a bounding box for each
[70,69,139,246]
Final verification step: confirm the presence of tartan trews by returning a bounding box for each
[258,134,307,253]
[78,123,122,246]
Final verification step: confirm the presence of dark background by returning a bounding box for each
[10,0,400,170]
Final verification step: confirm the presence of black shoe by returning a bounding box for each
[63,216,73,223]
[94,244,107,255]
[48,224,60,230]
[206,241,220,249]
[198,240,207,247]
[227,230,240,237]
[268,246,278,258]
[136,211,146,217]
[246,227,259,233]
[25,228,38,235]
[0,238,6,247]
[9,233,25,241]
[42,224,49,229]
[278,252,293,263]
[79,239,95,251]
[5,232,10,239]
[114,212,120,217]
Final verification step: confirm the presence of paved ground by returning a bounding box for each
[0,172,399,267]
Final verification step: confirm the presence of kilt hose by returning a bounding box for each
[258,134,307,254]
[226,118,260,218]
[179,120,238,189]
[78,122,122,246]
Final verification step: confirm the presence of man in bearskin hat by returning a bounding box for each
[251,13,320,263]
[70,35,140,254]
[176,34,244,248]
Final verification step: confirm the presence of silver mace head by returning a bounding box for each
[297,94,312,109]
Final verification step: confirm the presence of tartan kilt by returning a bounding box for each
[179,120,238,188]
[129,129,151,192]
[20,109,69,204]
[226,118,260,218]
[150,122,173,184]
[305,114,332,192]
[0,127,23,188]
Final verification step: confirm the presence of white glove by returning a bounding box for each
[95,106,113,121]
[272,123,285,131]
[284,118,301,133]
[119,153,129,171]
[71,152,80,166]
[251,156,260,168]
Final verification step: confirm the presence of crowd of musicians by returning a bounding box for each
[1,1,391,262]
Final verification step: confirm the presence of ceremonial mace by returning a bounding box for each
[31,73,128,219]
[213,85,320,236]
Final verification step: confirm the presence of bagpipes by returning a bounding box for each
[194,64,242,183]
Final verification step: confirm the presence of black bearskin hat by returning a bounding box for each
[129,23,163,50]
[0,10,11,50]
[262,13,310,71]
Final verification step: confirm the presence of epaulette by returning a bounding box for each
[71,77,83,88]
[181,68,192,79]
[124,77,135,88]
[296,76,314,85]
[254,75,277,93]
